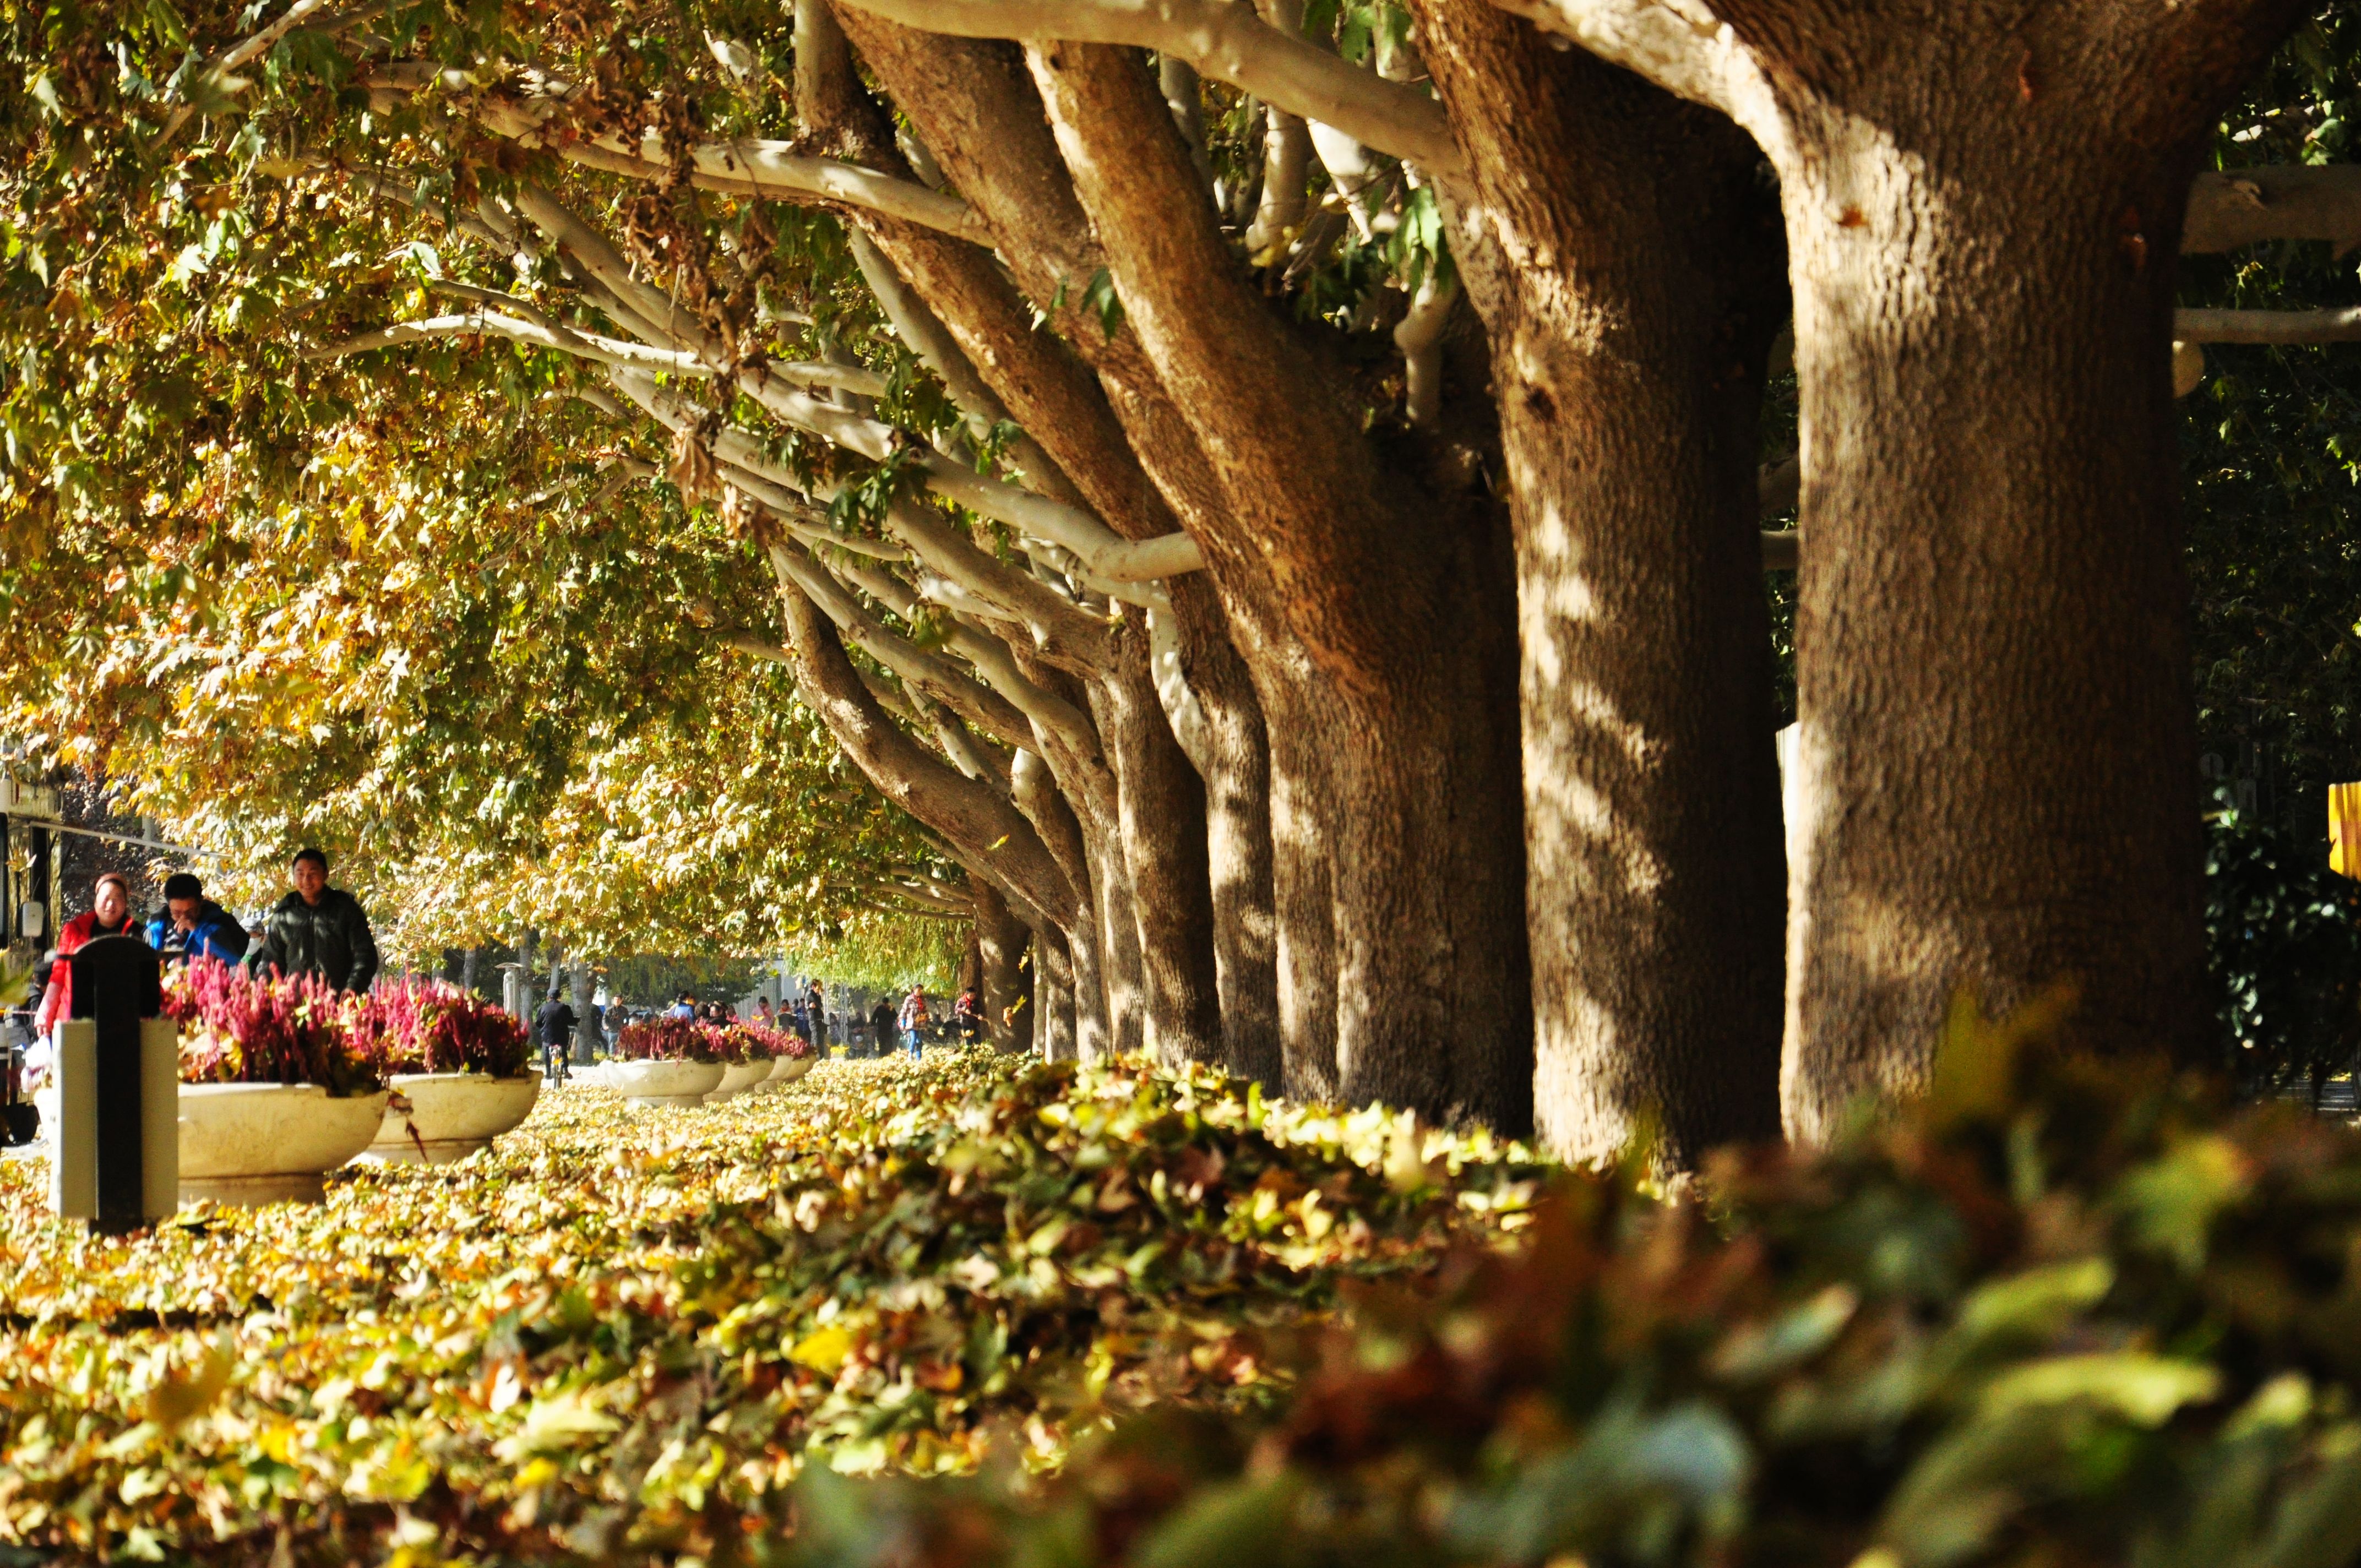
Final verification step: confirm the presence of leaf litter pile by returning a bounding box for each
[0,1053,1540,1561]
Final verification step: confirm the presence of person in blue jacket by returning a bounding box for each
[148,872,250,967]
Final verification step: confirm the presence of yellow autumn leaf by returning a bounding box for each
[789,1325,855,1376]
[146,1347,235,1431]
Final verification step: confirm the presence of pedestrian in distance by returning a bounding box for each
[535,989,578,1084]
[668,992,696,1020]
[146,872,248,968]
[247,848,379,993]
[897,986,931,1061]
[754,996,776,1030]
[867,997,895,1058]
[953,987,984,1045]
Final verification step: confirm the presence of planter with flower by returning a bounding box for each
[744,1021,817,1091]
[701,1022,784,1102]
[158,961,390,1205]
[609,1014,728,1107]
[351,979,538,1163]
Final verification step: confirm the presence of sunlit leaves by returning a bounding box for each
[0,1052,1538,1560]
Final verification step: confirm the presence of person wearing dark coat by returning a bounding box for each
[535,992,578,1082]
[246,847,379,993]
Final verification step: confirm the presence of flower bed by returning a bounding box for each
[352,977,531,1079]
[614,1011,722,1063]
[717,1019,812,1063]
[164,965,530,1092]
[616,1014,811,1065]
[163,961,380,1096]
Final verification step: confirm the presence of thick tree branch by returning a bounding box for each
[831,0,1466,176]
[469,97,990,241]
[2186,166,2361,254]
[1027,41,1423,679]
[908,687,1015,791]
[2175,306,2361,344]
[1146,603,1212,774]
[1010,746,1096,911]
[510,177,1204,581]
[831,18,1250,575]
[1391,271,1459,427]
[771,537,1038,752]
[883,499,1114,669]
[775,570,1082,924]
[831,553,1105,758]
[1482,0,1789,162]
[304,305,891,396]
[304,311,708,373]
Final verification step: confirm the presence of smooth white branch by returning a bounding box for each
[2185,166,2361,254]
[2175,306,2361,344]
[471,98,987,242]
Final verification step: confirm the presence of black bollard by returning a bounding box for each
[62,934,170,1233]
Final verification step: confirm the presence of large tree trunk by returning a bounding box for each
[1027,41,1534,1135]
[1168,573,1281,1086]
[1675,1,2305,1137]
[1247,644,1341,1106]
[1006,744,1109,1057]
[839,20,1532,1129]
[1033,924,1080,1061]
[972,876,1033,1053]
[1417,7,1788,1167]
[1098,619,1225,1067]
[1092,831,1146,1057]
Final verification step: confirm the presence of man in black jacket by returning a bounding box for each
[247,847,379,993]
[534,989,578,1083]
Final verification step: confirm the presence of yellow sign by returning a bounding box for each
[2331,782,2361,879]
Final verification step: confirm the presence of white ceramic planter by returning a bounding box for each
[179,1082,391,1205]
[608,1058,726,1108]
[767,1055,817,1088]
[360,1072,541,1164]
[704,1060,773,1103]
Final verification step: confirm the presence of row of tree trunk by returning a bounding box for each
[737,0,2308,1163]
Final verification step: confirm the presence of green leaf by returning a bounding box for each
[1979,1354,2222,1427]
[1079,268,1123,339]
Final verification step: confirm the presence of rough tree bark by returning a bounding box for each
[1168,572,1281,1085]
[1027,40,1534,1134]
[1092,832,1147,1057]
[791,0,1147,1057]
[1415,5,1788,1167]
[1741,1,2306,1137]
[971,875,1034,1052]
[1097,617,1225,1067]
[1495,0,2308,1137]
[1033,923,1080,1060]
[832,14,1317,1100]
[1009,747,1111,1057]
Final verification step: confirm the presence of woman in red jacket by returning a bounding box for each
[36,872,141,1036]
